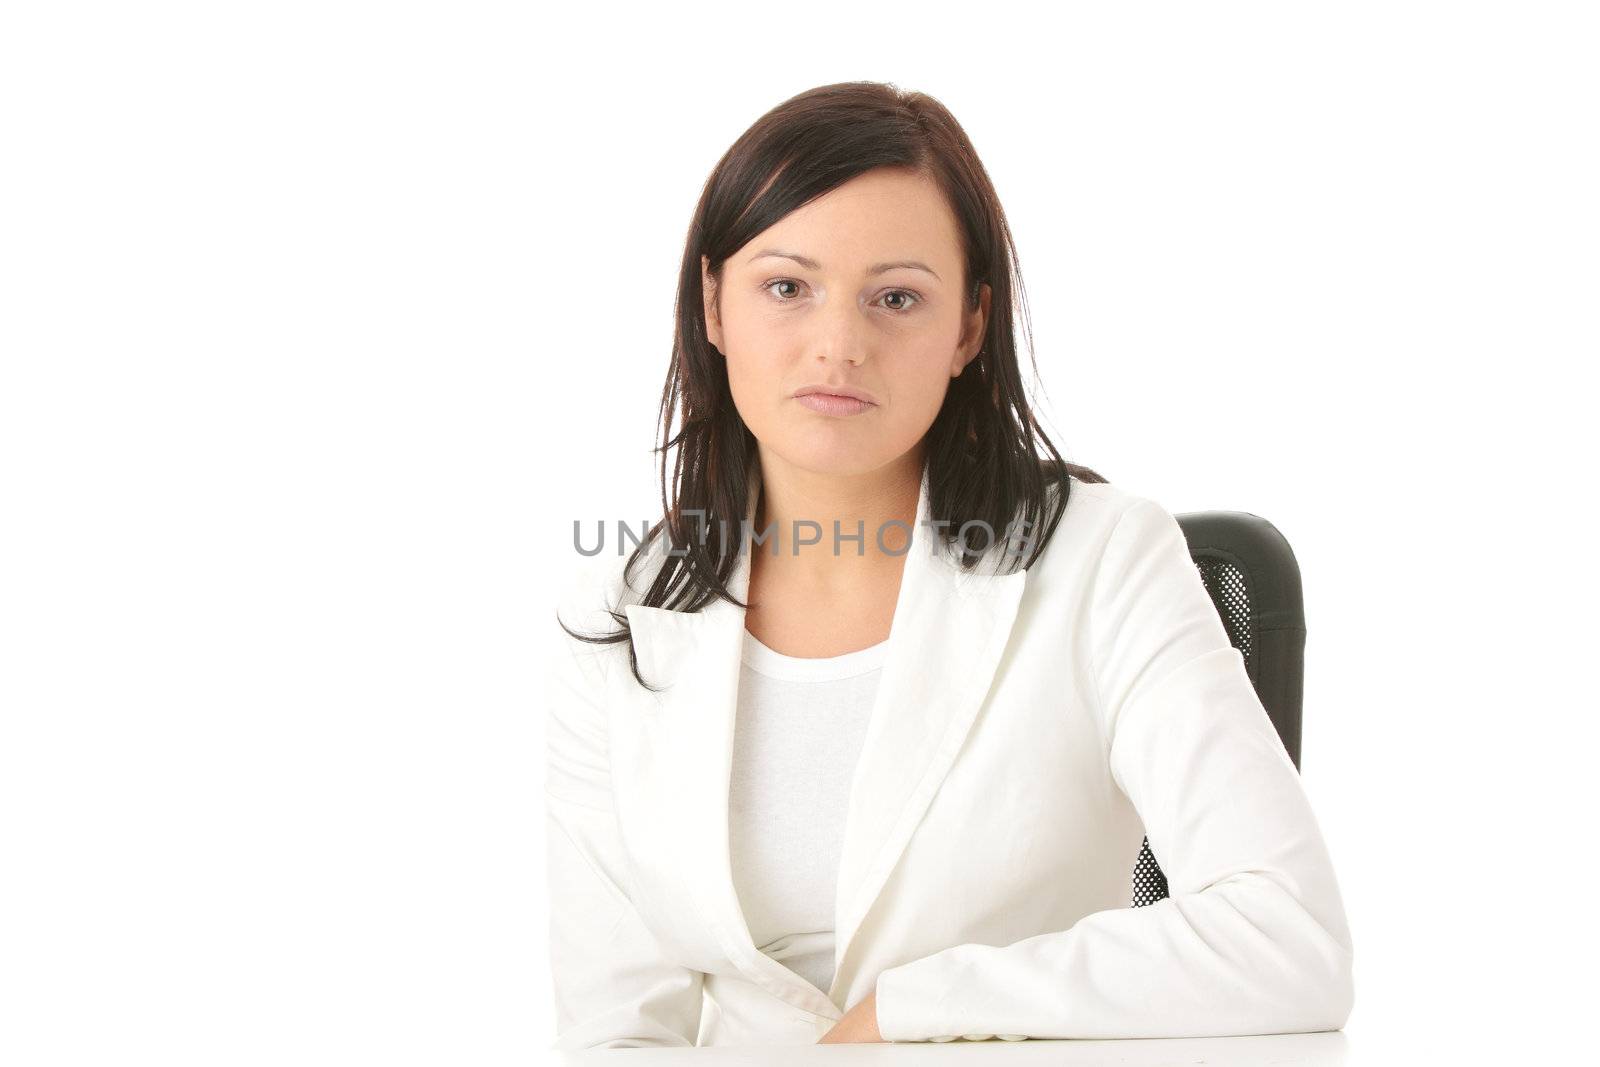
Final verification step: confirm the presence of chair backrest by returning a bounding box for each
[1129,508,1308,908]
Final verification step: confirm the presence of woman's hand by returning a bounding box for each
[817,989,885,1043]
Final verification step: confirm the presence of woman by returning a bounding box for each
[545,81,1354,1049]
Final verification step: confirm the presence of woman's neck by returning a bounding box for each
[747,450,923,597]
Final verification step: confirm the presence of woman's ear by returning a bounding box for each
[952,281,992,376]
[701,254,724,354]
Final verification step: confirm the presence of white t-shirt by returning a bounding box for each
[727,628,889,996]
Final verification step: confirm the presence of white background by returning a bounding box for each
[3,1,1596,1062]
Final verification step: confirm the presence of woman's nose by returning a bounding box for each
[809,294,872,366]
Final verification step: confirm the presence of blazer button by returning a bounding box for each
[928,1035,958,1042]
[960,1034,994,1040]
[997,1034,1027,1041]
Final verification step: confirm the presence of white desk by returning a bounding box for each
[556,1031,1352,1065]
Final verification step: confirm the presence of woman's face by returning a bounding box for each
[702,167,990,478]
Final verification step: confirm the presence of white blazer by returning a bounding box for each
[544,465,1354,1049]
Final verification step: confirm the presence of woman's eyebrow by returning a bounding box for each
[746,248,941,281]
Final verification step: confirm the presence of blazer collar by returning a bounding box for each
[615,462,1028,1019]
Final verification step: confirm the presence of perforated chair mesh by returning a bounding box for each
[1130,555,1256,908]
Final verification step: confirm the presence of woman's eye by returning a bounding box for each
[762,280,920,311]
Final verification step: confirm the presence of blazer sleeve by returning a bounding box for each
[873,496,1355,1042]
[544,566,706,1049]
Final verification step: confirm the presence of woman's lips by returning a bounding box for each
[794,393,875,416]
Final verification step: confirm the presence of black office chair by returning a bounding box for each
[1129,509,1307,908]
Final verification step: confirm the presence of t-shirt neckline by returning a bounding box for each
[740,628,890,682]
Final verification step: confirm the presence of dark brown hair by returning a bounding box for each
[563,80,1106,690]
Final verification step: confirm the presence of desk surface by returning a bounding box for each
[556,1031,1353,1065]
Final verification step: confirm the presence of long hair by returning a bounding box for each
[563,80,1106,690]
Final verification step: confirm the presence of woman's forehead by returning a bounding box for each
[736,174,962,275]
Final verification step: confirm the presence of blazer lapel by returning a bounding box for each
[612,463,1028,1019]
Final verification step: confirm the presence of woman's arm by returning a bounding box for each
[544,567,706,1049]
[872,496,1355,1042]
